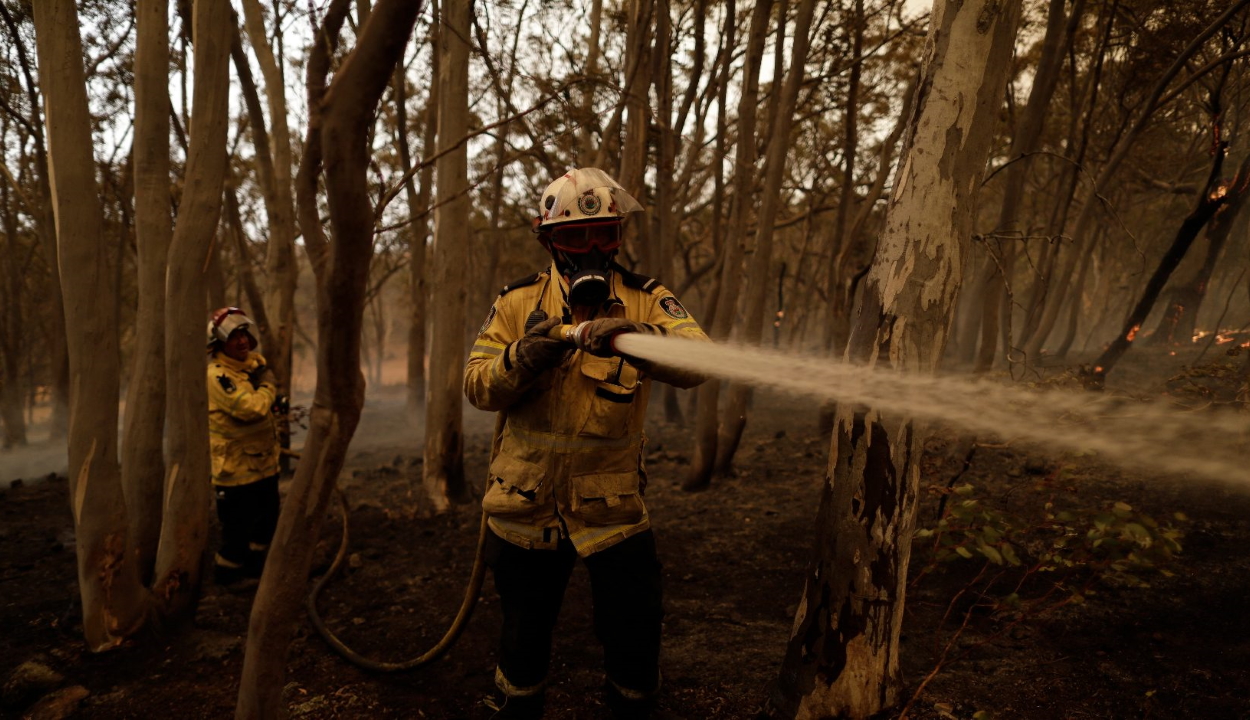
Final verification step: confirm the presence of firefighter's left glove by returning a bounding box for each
[247,365,276,390]
[514,316,570,374]
[571,318,655,358]
[271,394,290,416]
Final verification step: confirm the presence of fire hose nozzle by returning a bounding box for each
[546,323,579,344]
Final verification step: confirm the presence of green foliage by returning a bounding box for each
[916,481,1185,594]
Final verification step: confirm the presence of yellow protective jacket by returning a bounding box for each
[464,262,708,556]
[207,351,280,487]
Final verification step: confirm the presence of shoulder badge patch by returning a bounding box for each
[217,374,236,394]
[478,306,497,336]
[658,296,689,320]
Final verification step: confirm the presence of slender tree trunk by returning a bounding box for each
[121,0,173,584]
[0,181,26,448]
[32,0,148,650]
[715,0,817,475]
[770,1,1021,716]
[241,0,298,460]
[400,35,437,421]
[0,4,69,440]
[235,3,420,717]
[970,0,1080,372]
[152,0,231,615]
[423,0,471,511]
[685,0,769,491]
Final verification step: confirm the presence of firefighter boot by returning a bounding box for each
[603,682,684,720]
[482,691,545,719]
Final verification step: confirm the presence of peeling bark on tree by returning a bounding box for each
[770,1,1021,716]
[235,2,421,717]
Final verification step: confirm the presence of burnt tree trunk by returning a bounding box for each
[1087,136,1229,387]
[770,0,1021,716]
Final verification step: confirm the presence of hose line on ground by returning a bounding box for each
[293,449,488,672]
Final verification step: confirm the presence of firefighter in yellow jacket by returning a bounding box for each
[206,307,283,586]
[465,168,708,719]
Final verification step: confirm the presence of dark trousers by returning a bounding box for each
[485,528,664,698]
[214,475,280,568]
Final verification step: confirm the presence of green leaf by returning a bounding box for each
[956,546,974,559]
[1173,512,1189,522]
[1002,543,1021,566]
[973,712,994,720]
[914,528,934,538]
[978,543,1003,565]
[954,483,976,496]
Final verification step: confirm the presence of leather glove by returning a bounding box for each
[571,318,652,358]
[247,365,276,390]
[514,316,571,373]
[271,394,290,415]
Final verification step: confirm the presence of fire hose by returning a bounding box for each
[296,324,586,671]
[284,448,489,672]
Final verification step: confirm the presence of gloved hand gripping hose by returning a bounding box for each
[293,450,489,672]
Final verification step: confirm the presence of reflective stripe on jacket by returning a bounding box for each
[464,263,708,556]
[208,351,279,487]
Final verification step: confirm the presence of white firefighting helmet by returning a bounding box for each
[206,307,258,350]
[536,167,643,230]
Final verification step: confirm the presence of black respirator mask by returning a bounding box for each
[556,247,615,307]
[544,221,622,307]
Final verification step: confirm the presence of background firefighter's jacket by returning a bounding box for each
[208,351,280,487]
[464,264,709,557]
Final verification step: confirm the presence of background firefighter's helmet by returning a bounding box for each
[536,167,643,230]
[207,307,259,350]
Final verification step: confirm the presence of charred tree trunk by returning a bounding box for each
[152,0,231,615]
[1086,136,1229,387]
[32,0,148,650]
[235,2,420,716]
[1150,151,1250,345]
[423,0,471,511]
[121,0,173,583]
[770,0,1021,716]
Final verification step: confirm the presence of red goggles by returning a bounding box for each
[547,222,622,253]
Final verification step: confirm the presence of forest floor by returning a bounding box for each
[2,349,1249,720]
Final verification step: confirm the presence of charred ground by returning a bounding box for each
[2,352,1249,720]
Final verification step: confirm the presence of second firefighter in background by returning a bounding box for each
[465,168,708,719]
[206,307,285,586]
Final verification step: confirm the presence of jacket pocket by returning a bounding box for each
[570,471,645,526]
[579,356,640,439]
[482,453,549,519]
[240,439,277,475]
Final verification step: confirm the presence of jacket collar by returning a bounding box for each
[212,350,262,373]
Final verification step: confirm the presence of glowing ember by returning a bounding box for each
[1126,324,1141,342]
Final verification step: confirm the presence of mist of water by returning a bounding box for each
[616,334,1249,486]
